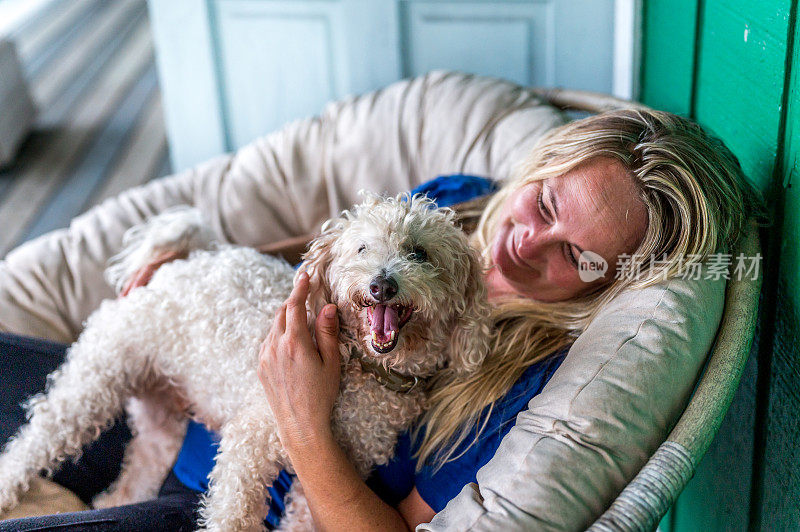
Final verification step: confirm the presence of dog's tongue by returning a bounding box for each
[370,303,399,341]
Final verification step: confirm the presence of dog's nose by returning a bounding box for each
[369,275,398,302]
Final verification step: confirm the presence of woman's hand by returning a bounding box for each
[258,272,341,453]
[258,274,427,531]
[119,249,187,296]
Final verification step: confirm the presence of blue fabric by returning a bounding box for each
[366,351,566,511]
[410,174,497,206]
[171,421,217,493]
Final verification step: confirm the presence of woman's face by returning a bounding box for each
[488,157,648,302]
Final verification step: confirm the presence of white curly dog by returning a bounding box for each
[0,193,491,531]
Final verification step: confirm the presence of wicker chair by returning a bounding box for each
[529,88,763,532]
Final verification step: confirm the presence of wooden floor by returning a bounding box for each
[0,0,169,258]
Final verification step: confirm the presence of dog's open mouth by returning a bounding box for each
[366,304,414,354]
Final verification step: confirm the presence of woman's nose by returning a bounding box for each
[516,224,552,260]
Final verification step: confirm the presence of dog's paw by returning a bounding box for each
[0,455,27,513]
[91,490,117,510]
[0,483,22,514]
[91,486,133,510]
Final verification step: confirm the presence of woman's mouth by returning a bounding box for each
[366,304,414,353]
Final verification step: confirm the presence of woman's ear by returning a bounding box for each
[294,221,343,321]
[447,249,492,375]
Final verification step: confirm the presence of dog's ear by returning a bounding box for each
[295,220,342,320]
[446,248,492,376]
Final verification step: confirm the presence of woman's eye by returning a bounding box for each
[537,190,551,223]
[564,243,579,268]
[358,245,366,254]
[410,246,428,262]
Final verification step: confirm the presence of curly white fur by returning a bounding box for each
[0,193,491,531]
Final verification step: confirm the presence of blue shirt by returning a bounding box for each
[366,352,566,511]
[171,174,567,524]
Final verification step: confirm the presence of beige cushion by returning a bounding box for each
[0,71,725,530]
[0,478,87,521]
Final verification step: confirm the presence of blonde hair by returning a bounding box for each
[414,108,766,469]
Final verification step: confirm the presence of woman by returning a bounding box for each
[0,109,762,530]
[255,109,762,530]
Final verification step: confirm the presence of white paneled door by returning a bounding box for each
[147,0,620,171]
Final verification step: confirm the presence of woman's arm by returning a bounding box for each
[258,273,435,531]
[285,425,434,531]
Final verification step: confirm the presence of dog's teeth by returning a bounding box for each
[372,331,378,342]
[390,330,396,341]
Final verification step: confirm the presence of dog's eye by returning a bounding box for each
[410,246,428,262]
[358,244,366,254]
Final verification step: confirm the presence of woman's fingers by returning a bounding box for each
[120,277,136,297]
[315,304,340,372]
[285,273,311,333]
[118,249,187,297]
[273,303,287,334]
[266,273,309,351]
[257,273,341,448]
[120,266,153,297]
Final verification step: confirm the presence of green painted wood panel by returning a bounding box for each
[778,11,800,307]
[669,344,759,531]
[640,0,698,116]
[642,0,799,530]
[761,284,800,529]
[783,181,799,303]
[693,0,791,194]
[761,7,800,528]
